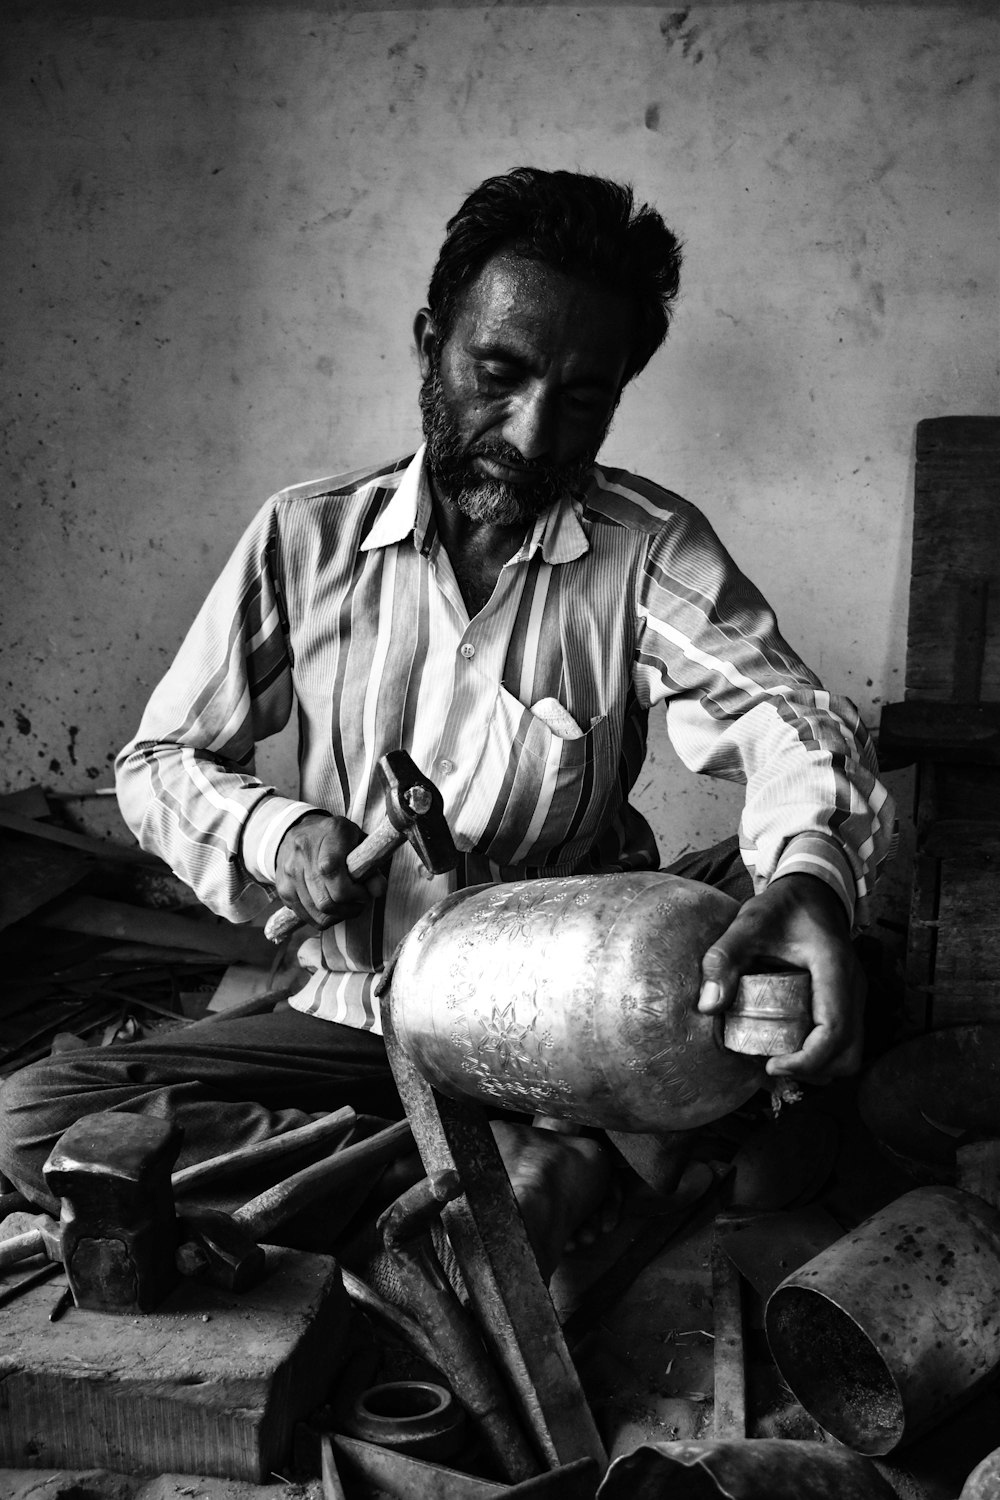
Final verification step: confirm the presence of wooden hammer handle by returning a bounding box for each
[0,1228,47,1274]
[234,1117,413,1242]
[171,1105,357,1195]
[0,1215,60,1274]
[264,814,404,945]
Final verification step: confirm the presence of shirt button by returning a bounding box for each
[438,758,456,775]
[460,643,475,660]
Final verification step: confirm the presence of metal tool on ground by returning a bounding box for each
[377,1168,540,1483]
[380,1001,608,1477]
[330,1435,599,1499]
[264,750,457,944]
[0,1259,63,1308]
[342,1265,445,1370]
[711,1219,746,1441]
[320,1433,349,1500]
[175,1116,414,1290]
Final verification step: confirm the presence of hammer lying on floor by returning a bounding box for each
[0,1108,413,1312]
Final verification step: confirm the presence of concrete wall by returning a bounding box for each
[2,0,997,895]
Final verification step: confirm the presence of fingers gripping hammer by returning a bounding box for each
[264,750,457,945]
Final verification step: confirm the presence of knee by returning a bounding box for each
[0,1061,64,1205]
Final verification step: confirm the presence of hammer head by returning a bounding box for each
[377,751,457,876]
[176,1207,267,1292]
[44,1111,183,1313]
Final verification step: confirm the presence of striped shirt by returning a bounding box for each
[116,446,894,1032]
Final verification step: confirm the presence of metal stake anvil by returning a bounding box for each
[44,1111,183,1313]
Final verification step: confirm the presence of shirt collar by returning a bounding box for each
[359,447,432,553]
[359,445,591,566]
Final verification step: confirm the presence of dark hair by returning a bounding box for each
[427,167,683,382]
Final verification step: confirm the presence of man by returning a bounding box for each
[0,168,894,1274]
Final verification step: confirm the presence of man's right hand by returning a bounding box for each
[274,813,386,929]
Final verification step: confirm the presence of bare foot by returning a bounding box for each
[490,1120,614,1281]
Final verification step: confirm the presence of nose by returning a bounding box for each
[502,384,555,463]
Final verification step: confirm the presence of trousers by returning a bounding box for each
[0,837,752,1219]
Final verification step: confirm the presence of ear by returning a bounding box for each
[413,308,439,378]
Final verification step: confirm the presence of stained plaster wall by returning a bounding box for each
[2,0,997,902]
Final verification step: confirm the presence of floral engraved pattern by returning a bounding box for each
[458,1063,570,1110]
[624,1049,699,1106]
[471,997,552,1073]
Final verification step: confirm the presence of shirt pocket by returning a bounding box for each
[464,684,618,868]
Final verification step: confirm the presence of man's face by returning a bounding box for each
[417,253,635,526]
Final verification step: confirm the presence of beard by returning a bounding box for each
[419,366,609,527]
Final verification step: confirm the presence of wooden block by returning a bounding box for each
[879,702,1000,766]
[922,821,1000,860]
[936,860,1000,969]
[907,416,1000,702]
[903,851,939,1034]
[0,1248,350,1481]
[930,983,1000,1027]
[935,762,1000,821]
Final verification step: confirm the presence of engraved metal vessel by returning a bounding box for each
[384,871,767,1133]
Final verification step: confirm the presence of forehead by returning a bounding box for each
[448,252,635,379]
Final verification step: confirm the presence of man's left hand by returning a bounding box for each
[696,873,865,1082]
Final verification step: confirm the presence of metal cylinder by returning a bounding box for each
[765,1186,1000,1455]
[385,871,767,1133]
[722,973,811,1056]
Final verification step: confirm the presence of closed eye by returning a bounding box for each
[479,362,521,386]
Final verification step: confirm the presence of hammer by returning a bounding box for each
[175,1117,414,1291]
[264,750,457,945]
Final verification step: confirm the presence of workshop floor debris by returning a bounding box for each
[1,787,998,1499]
